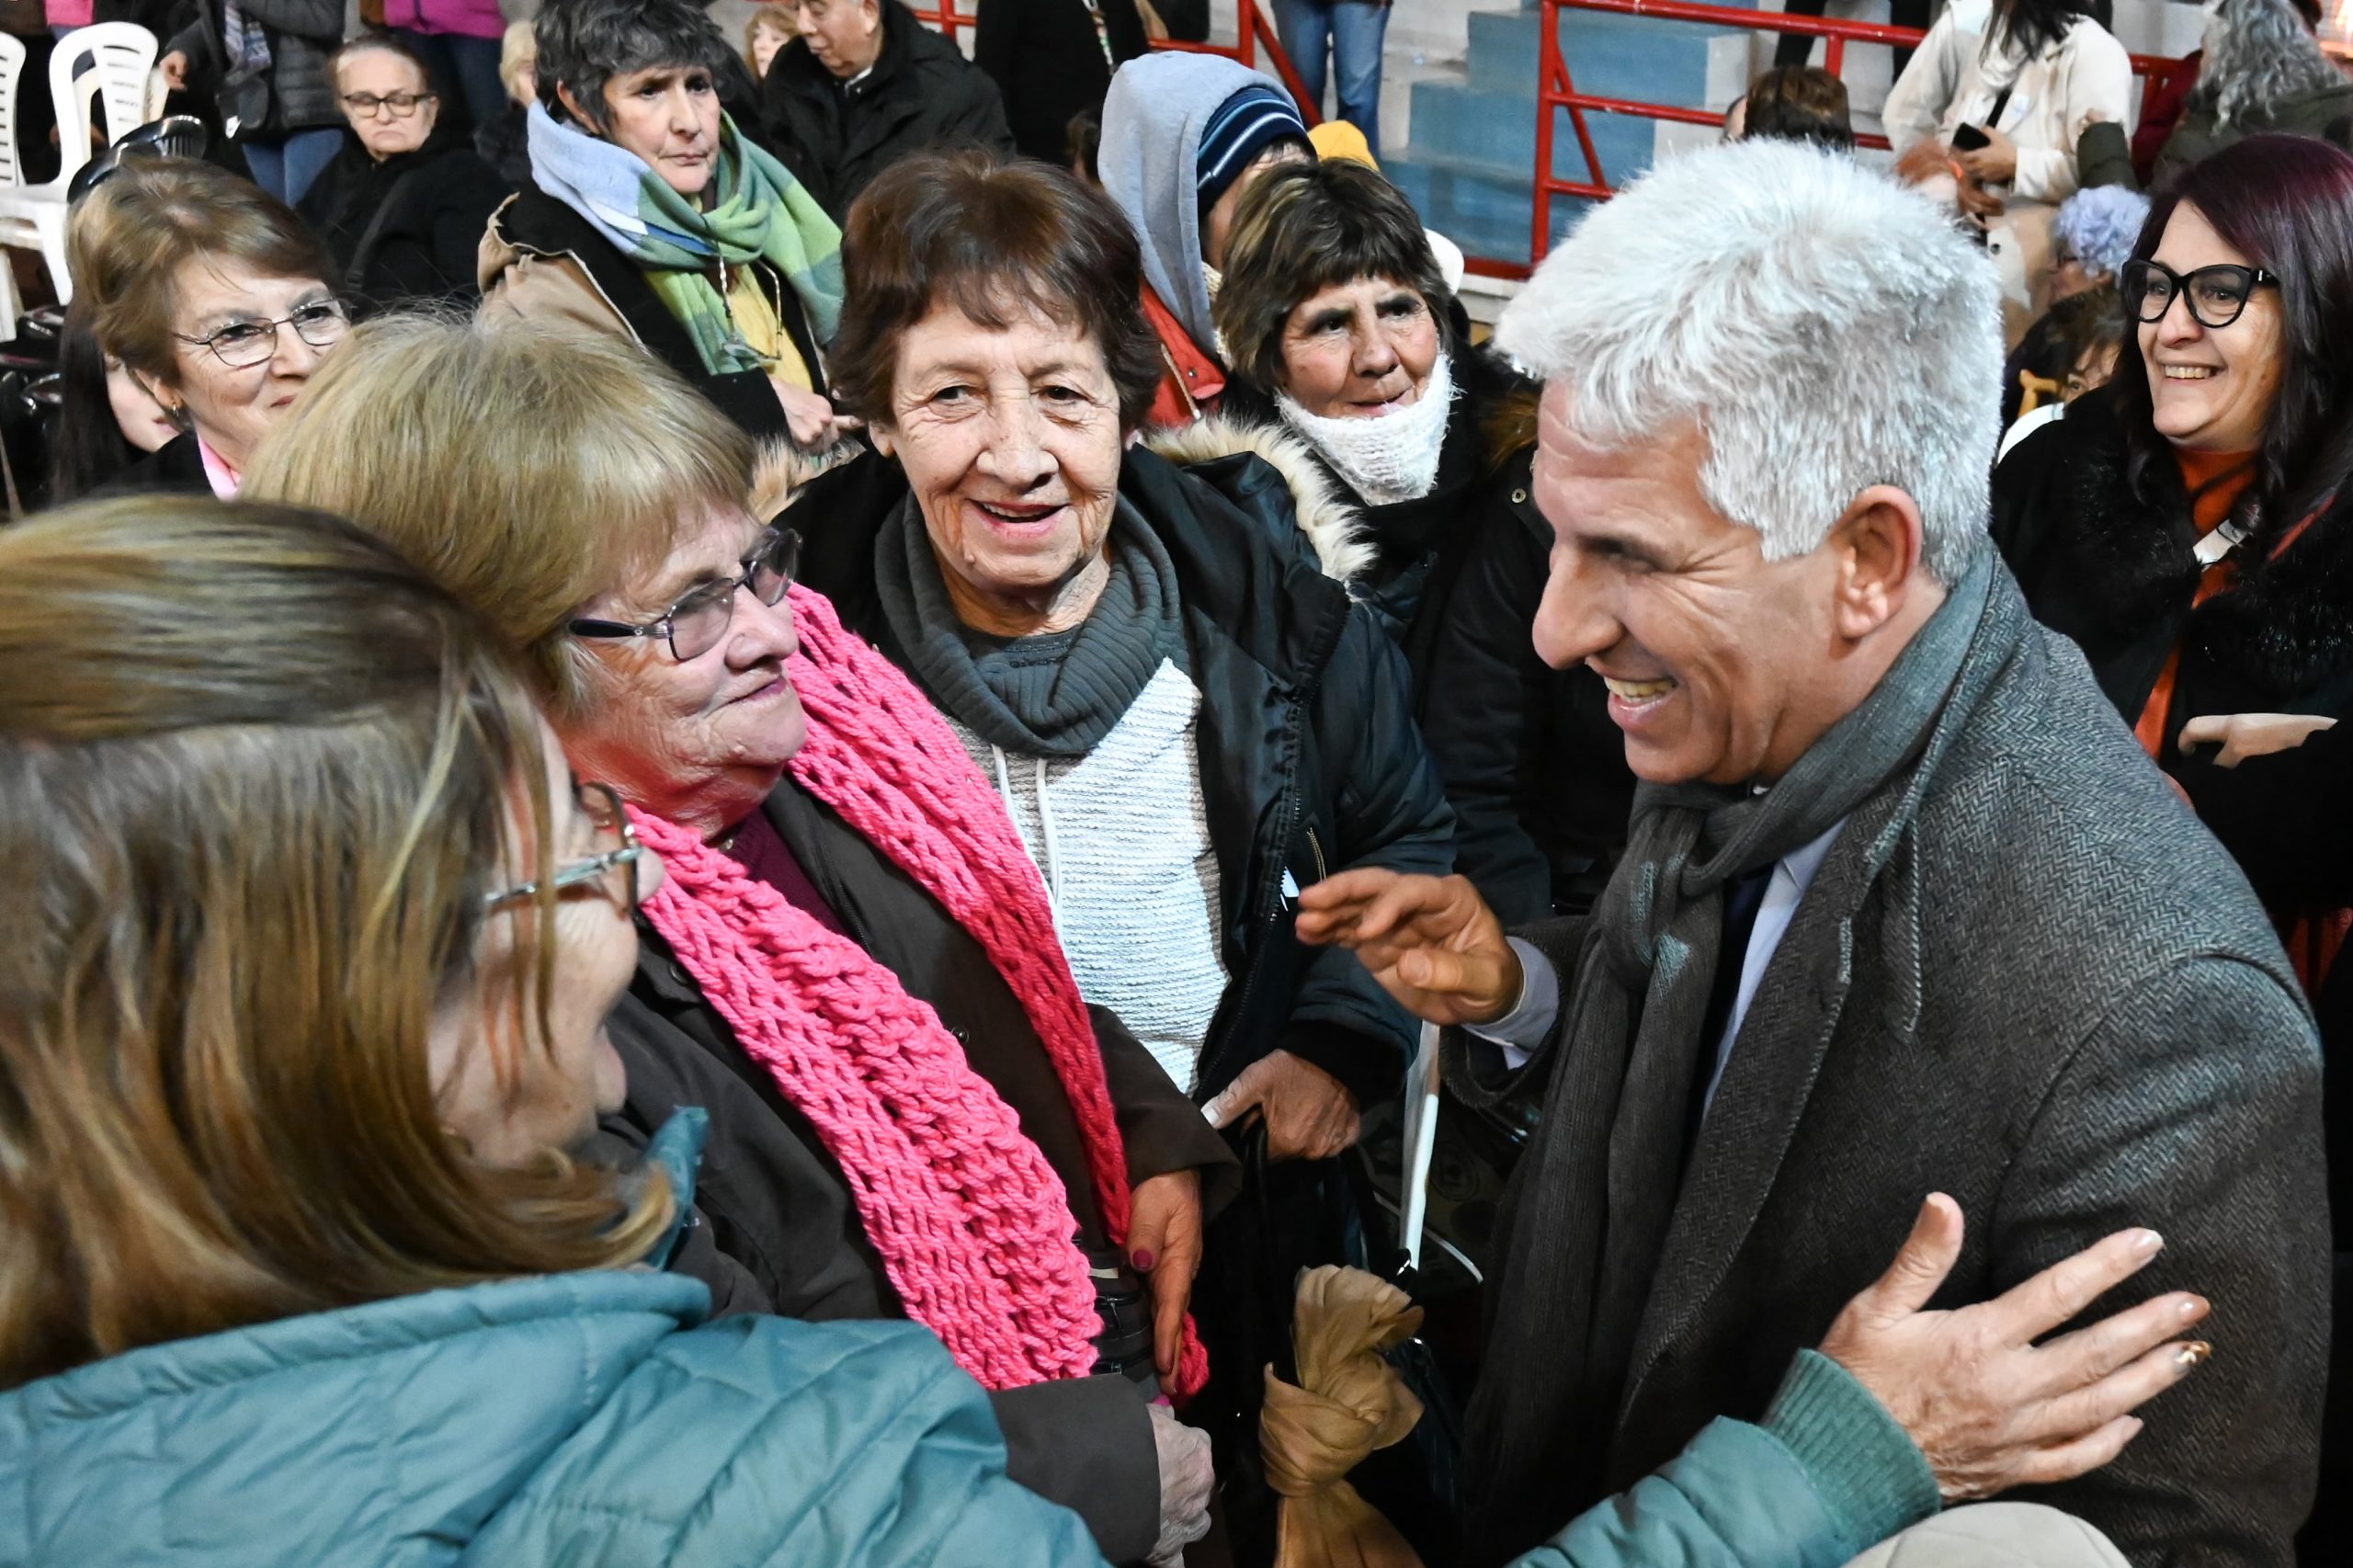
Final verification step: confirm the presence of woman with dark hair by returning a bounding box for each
[1884,0,2131,334]
[2151,0,2353,189]
[1211,155,1632,921]
[1738,64,1855,151]
[297,34,514,311]
[44,307,181,506]
[1992,132,2353,1554]
[478,0,847,448]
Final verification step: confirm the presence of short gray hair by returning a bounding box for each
[1495,140,1999,584]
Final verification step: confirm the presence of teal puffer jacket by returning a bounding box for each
[0,1269,1105,1566]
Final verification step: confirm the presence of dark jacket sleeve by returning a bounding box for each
[1284,604,1458,1108]
[1998,957,2328,1562]
[947,58,1019,159]
[227,0,338,41]
[985,1377,1160,1565]
[1441,915,1589,1107]
[2173,721,2353,910]
[1419,491,1559,926]
[1092,1004,1242,1220]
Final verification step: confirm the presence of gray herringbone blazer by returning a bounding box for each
[1456,611,2329,1566]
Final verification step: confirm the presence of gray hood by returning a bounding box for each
[1099,51,1298,356]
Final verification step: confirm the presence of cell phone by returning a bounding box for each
[1950,122,1992,152]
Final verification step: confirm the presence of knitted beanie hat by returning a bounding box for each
[1196,84,1310,220]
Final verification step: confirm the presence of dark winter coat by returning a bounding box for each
[758,0,1016,222]
[972,0,1148,165]
[1454,565,2329,1565]
[474,100,531,187]
[296,120,512,311]
[98,431,210,498]
[167,0,343,137]
[791,442,1458,1113]
[478,188,824,445]
[2152,78,2353,190]
[592,774,1237,1564]
[1991,385,2353,1243]
[1225,359,1638,924]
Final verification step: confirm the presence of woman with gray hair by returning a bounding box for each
[479,0,848,448]
[2150,0,2353,188]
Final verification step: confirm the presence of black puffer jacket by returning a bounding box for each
[168,0,343,136]
[297,120,513,311]
[759,0,1016,222]
[793,442,1457,1111]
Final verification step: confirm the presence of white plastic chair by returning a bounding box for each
[0,24,161,307]
[0,33,27,340]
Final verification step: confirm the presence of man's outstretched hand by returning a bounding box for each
[1295,869,1522,1027]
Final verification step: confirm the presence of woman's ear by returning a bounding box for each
[869,423,895,458]
[135,369,188,426]
[554,80,594,128]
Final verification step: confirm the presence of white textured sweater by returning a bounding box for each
[949,659,1227,1094]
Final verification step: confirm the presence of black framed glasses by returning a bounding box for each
[2120,260,2278,330]
[176,299,350,369]
[340,90,434,118]
[483,781,645,916]
[568,526,801,663]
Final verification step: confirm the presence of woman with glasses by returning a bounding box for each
[295,35,513,312]
[245,315,1231,1568]
[1994,132,2353,1555]
[67,158,346,500]
[0,494,1106,1564]
[479,0,849,450]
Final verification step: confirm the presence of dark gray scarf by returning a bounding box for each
[1461,544,2011,1563]
[873,493,1184,758]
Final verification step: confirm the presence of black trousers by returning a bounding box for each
[1772,0,1932,74]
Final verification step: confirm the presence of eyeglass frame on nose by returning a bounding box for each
[566,526,801,664]
[340,89,436,118]
[2120,258,2279,331]
[482,780,647,915]
[174,299,351,369]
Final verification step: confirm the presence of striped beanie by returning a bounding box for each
[1196,83,1310,220]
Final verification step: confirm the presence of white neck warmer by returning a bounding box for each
[1276,352,1458,506]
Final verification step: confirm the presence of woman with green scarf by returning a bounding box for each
[480,0,848,448]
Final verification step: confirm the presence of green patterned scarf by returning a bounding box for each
[528,103,844,376]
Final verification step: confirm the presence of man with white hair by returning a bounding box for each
[1298,140,2328,1564]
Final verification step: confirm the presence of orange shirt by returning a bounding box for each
[2131,449,2256,756]
[1140,281,1223,430]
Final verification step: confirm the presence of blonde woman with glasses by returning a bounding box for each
[0,495,1106,1564]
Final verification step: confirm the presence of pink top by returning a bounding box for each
[382,0,506,40]
[196,436,240,498]
[47,0,95,28]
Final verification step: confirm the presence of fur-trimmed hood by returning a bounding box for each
[1143,415,1375,585]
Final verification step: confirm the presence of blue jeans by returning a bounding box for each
[396,29,508,133]
[1270,0,1390,152]
[242,127,343,206]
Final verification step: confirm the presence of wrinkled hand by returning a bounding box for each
[1893,140,1949,185]
[770,380,859,449]
[1820,1193,2211,1502]
[1203,1049,1359,1161]
[2178,712,2337,768]
[1955,173,2007,222]
[1128,1169,1202,1384]
[1295,869,1520,1027]
[1954,125,2019,186]
[161,50,188,90]
[1144,1403,1213,1566]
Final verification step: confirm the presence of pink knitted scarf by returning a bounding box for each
[634,585,1207,1396]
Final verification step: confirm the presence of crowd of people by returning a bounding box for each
[1,0,2349,1564]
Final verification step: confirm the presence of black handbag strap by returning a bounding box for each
[344,169,426,296]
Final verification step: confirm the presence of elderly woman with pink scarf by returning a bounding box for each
[244,315,1230,1568]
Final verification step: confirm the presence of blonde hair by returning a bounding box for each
[745,5,795,69]
[501,19,539,104]
[0,497,671,1392]
[68,158,333,386]
[244,312,756,715]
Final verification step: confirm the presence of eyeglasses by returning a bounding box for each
[568,526,801,663]
[176,299,350,369]
[340,89,435,118]
[2120,259,2278,330]
[483,781,646,916]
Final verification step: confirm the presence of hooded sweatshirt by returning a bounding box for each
[1099,52,1300,362]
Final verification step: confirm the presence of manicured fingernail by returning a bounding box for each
[2179,1296,2206,1319]
[1131,1248,1156,1271]
[2134,1230,2163,1256]
[2176,1341,2211,1369]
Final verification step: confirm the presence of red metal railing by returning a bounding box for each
[905,0,1324,127]
[1534,0,2189,266]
